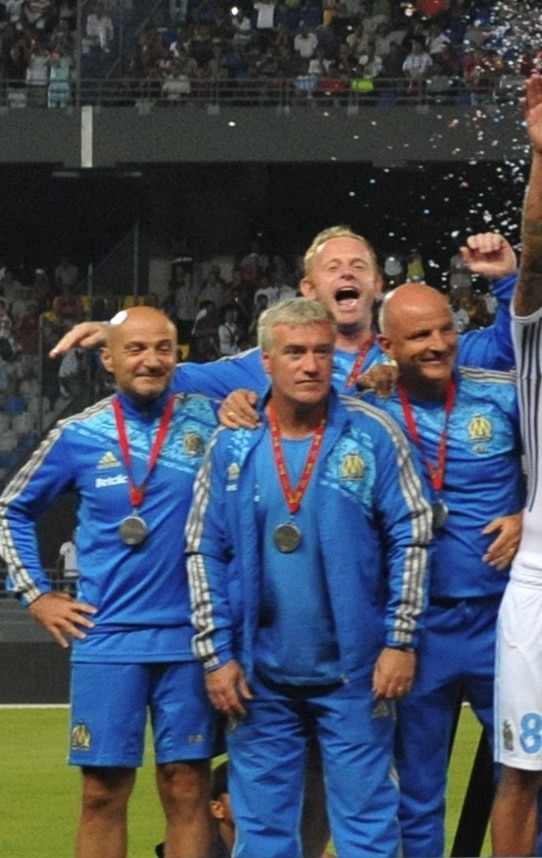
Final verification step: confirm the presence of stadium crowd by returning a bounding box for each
[0,0,539,108]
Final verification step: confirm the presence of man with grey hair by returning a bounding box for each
[185,296,432,858]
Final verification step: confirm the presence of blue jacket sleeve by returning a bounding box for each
[365,407,433,649]
[173,348,267,399]
[0,427,76,605]
[185,429,237,670]
[457,273,516,371]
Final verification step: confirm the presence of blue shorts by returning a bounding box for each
[69,661,215,767]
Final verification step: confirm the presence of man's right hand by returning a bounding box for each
[29,592,97,648]
[49,322,109,358]
[219,389,261,429]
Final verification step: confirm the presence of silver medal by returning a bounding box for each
[119,515,148,545]
[432,499,449,531]
[273,522,302,553]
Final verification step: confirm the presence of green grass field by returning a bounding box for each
[0,704,491,857]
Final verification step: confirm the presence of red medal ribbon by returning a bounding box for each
[397,379,456,492]
[267,402,326,515]
[344,334,375,390]
[113,394,174,509]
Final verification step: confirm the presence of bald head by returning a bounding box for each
[107,306,177,348]
[379,283,452,338]
[102,306,178,405]
[378,282,457,400]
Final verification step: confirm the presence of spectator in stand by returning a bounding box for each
[25,35,49,106]
[450,294,470,334]
[253,272,278,307]
[54,255,79,292]
[231,8,253,47]
[0,315,22,363]
[21,0,54,35]
[86,1,114,53]
[57,0,76,34]
[58,340,87,398]
[56,531,78,595]
[239,238,268,292]
[431,40,461,78]
[175,45,198,78]
[462,44,499,104]
[358,40,383,79]
[199,267,226,309]
[173,268,199,345]
[190,300,221,363]
[49,17,76,55]
[405,248,425,283]
[402,36,433,91]
[308,44,332,76]
[48,44,73,108]
[276,42,303,77]
[5,37,29,106]
[218,304,242,356]
[138,26,168,74]
[6,0,25,30]
[345,22,372,59]
[12,298,39,355]
[274,4,300,39]
[374,20,407,59]
[51,287,84,327]
[221,267,252,325]
[161,61,191,102]
[449,248,473,304]
[380,39,408,80]
[253,0,276,49]
[426,20,450,57]
[335,40,359,78]
[1,268,26,311]
[247,291,268,345]
[328,1,359,44]
[168,25,190,59]
[293,21,319,60]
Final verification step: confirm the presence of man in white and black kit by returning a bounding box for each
[491,71,542,856]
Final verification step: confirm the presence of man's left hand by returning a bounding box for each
[460,232,517,280]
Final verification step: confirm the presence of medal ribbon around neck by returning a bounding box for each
[267,401,326,515]
[344,333,375,390]
[397,379,456,492]
[113,394,174,509]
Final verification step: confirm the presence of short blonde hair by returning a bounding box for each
[303,225,379,277]
[257,297,337,352]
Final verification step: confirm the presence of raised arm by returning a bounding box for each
[459,232,517,281]
[516,72,542,317]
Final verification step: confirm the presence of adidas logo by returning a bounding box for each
[97,451,121,470]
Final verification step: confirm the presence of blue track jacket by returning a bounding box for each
[186,389,433,684]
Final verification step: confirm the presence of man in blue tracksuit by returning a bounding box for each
[185,298,433,858]
[0,307,219,858]
[368,282,525,857]
[167,230,517,400]
[50,230,518,405]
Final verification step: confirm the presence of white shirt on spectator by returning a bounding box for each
[86,8,114,49]
[294,29,319,59]
[254,0,275,29]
